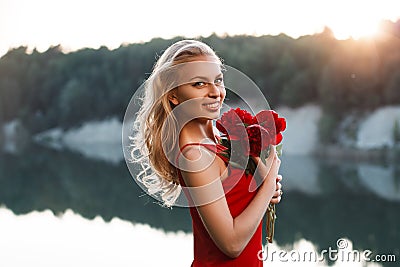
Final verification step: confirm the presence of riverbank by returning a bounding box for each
[313,144,400,164]
[2,104,400,166]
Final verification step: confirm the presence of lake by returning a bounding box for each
[0,143,399,266]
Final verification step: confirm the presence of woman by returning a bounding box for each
[131,39,283,266]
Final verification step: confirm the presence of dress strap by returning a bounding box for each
[177,142,229,164]
[179,142,206,153]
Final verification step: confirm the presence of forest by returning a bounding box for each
[0,20,399,144]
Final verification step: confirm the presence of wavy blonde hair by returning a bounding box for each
[130,39,222,207]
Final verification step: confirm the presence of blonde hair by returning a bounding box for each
[130,39,222,207]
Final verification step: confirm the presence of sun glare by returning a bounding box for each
[323,1,399,40]
[330,20,381,40]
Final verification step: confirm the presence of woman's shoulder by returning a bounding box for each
[178,142,218,166]
[180,144,205,160]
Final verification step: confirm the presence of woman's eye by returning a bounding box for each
[193,81,206,87]
[215,78,223,85]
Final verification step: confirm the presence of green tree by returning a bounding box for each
[280,70,315,107]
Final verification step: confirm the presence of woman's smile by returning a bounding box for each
[202,101,221,111]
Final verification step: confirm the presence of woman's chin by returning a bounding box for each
[203,111,221,120]
[195,114,219,121]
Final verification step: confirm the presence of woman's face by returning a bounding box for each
[168,55,226,121]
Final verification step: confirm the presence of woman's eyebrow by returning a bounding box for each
[189,73,223,82]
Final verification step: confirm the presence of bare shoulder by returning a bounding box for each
[180,144,205,161]
[178,144,222,188]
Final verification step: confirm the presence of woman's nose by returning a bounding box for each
[208,83,222,97]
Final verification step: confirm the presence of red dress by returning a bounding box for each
[177,142,263,267]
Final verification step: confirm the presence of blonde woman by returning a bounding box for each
[130,39,282,266]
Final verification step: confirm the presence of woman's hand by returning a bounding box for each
[251,146,283,204]
[270,175,283,204]
[251,146,276,181]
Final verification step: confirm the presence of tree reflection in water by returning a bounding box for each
[0,144,399,266]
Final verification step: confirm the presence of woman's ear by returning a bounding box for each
[168,90,179,106]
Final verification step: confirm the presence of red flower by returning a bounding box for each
[234,108,255,125]
[275,117,286,133]
[216,108,253,140]
[216,108,286,169]
[255,110,286,143]
[255,110,276,129]
[244,124,272,157]
[274,132,283,145]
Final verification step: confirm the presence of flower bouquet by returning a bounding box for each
[216,108,286,243]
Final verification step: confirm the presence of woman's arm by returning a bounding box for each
[180,146,281,258]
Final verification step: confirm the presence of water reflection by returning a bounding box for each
[280,155,321,195]
[0,207,390,267]
[358,164,400,202]
[0,207,193,267]
[0,145,399,266]
[0,144,192,232]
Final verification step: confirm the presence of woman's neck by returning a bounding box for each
[179,119,216,145]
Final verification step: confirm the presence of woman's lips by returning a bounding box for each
[202,101,220,110]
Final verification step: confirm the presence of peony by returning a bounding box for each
[217,108,286,162]
[245,124,272,157]
[216,108,254,140]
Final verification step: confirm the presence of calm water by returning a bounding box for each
[0,143,399,266]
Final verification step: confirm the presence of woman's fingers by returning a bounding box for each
[275,181,282,191]
[270,192,282,203]
[270,176,283,204]
[269,155,281,178]
[269,145,276,157]
[270,196,281,204]
[272,183,282,197]
[275,175,282,190]
[253,147,279,184]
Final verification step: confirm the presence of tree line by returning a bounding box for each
[0,21,399,144]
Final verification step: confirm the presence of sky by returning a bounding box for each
[0,0,399,57]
